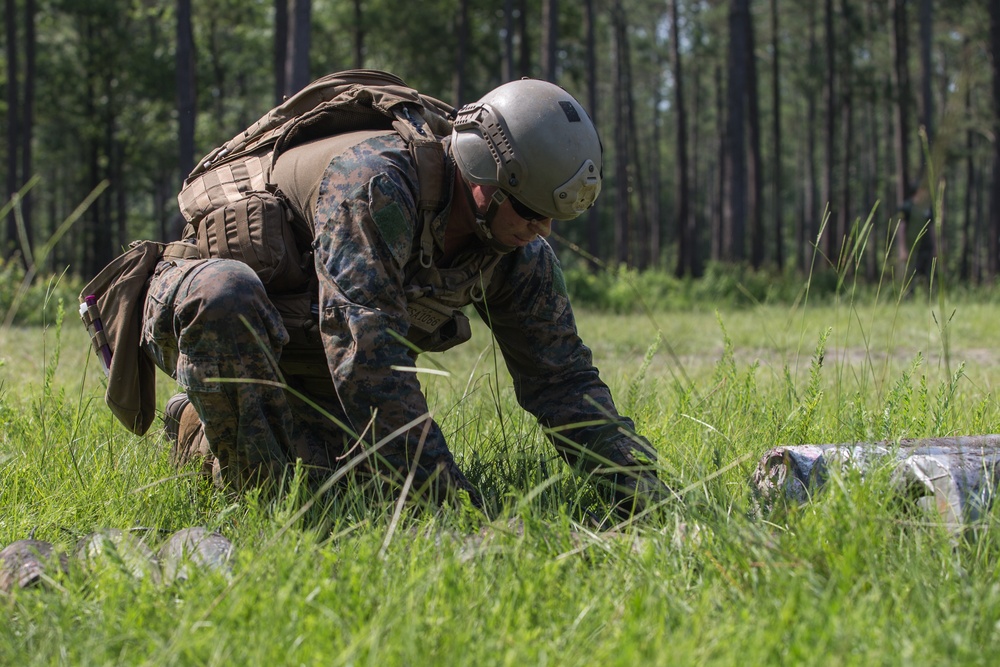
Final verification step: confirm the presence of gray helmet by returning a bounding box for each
[451,79,602,221]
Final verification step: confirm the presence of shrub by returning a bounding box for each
[0,257,83,326]
[562,261,1000,313]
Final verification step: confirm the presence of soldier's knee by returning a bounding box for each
[173,258,288,356]
[189,259,267,316]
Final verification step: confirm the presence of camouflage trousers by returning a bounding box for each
[141,258,477,503]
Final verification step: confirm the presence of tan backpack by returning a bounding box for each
[176,69,454,293]
[81,71,458,435]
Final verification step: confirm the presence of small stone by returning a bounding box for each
[0,540,69,593]
[158,527,234,584]
[75,529,161,584]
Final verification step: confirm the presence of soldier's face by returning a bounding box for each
[491,201,552,248]
[471,186,552,248]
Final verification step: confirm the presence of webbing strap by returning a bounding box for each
[81,303,111,352]
[234,206,255,264]
[162,240,201,261]
[214,213,234,259]
[386,105,449,270]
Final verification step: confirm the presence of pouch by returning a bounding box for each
[195,191,312,294]
[405,296,472,353]
[79,241,164,435]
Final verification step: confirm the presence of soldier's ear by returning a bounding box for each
[468,182,496,201]
[465,182,497,213]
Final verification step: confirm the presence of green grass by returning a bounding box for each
[2,284,1000,666]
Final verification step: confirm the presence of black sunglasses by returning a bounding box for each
[508,195,548,222]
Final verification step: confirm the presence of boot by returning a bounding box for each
[163,393,221,485]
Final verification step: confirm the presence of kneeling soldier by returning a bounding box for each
[147,76,666,516]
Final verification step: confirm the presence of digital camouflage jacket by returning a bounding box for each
[270,129,661,503]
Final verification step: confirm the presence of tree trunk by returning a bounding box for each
[865,86,879,281]
[114,137,126,254]
[353,0,364,69]
[541,0,558,82]
[101,65,117,267]
[672,0,693,278]
[836,0,855,271]
[286,0,312,96]
[990,0,1000,280]
[176,0,196,185]
[801,0,818,273]
[649,58,662,270]
[723,0,748,262]
[690,46,704,278]
[503,0,515,82]
[20,0,35,256]
[918,0,933,141]
[518,0,530,78]
[770,0,783,271]
[913,0,934,277]
[821,0,836,263]
[891,0,913,277]
[746,5,764,269]
[713,63,725,263]
[626,56,648,269]
[960,82,973,282]
[207,19,225,124]
[155,178,168,243]
[612,0,630,266]
[83,18,99,277]
[584,0,600,269]
[5,0,20,260]
[274,0,287,104]
[839,75,853,271]
[453,0,469,104]
[49,165,62,268]
[974,145,985,282]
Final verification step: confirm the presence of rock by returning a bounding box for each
[158,527,234,583]
[0,539,69,593]
[75,529,161,584]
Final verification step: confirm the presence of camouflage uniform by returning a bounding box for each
[142,129,662,509]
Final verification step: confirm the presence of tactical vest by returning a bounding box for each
[172,69,478,355]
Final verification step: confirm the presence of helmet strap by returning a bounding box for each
[458,177,517,254]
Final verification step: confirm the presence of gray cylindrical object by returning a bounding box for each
[751,435,1000,530]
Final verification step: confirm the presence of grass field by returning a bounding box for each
[2,286,999,665]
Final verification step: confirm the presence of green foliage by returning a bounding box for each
[4,0,998,285]
[0,257,82,326]
[5,292,1000,664]
[562,261,879,313]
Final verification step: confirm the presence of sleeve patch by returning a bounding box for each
[369,174,413,268]
[552,262,568,298]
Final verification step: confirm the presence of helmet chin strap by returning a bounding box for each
[458,178,517,254]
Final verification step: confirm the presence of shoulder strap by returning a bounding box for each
[410,140,448,268]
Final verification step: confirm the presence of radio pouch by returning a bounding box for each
[405,297,472,353]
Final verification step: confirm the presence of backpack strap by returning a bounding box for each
[389,105,450,270]
[412,141,447,269]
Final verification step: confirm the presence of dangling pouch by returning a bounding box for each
[79,240,167,435]
[195,191,312,294]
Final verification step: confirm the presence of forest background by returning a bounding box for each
[2,0,1000,296]
[5,4,1000,662]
